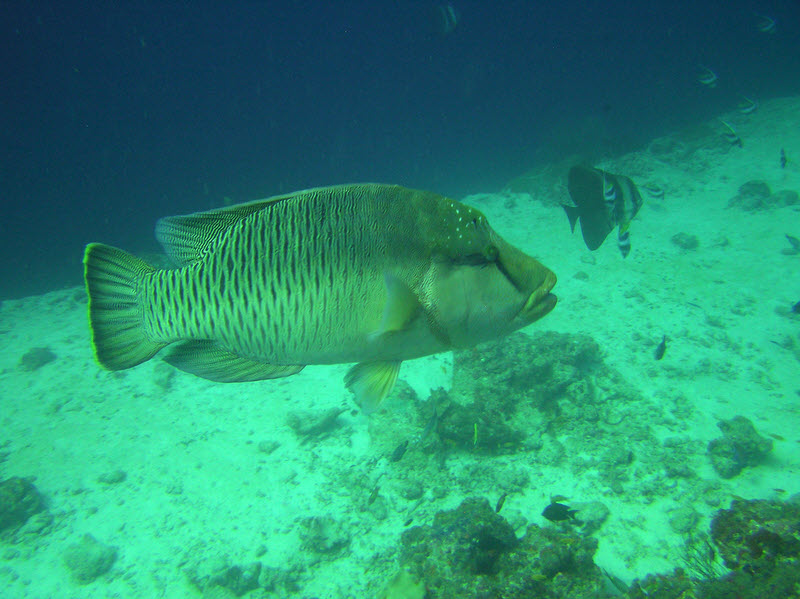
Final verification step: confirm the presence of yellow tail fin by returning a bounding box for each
[83,243,165,370]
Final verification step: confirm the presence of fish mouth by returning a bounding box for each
[520,271,558,321]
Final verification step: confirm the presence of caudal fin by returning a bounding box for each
[83,243,165,370]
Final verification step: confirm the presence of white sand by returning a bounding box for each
[1,97,798,599]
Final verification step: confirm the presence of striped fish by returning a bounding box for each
[602,172,617,216]
[564,166,643,258]
[84,184,557,409]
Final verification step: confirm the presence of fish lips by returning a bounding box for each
[519,270,558,322]
[491,237,558,324]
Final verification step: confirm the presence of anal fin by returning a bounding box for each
[344,361,402,412]
[165,340,304,382]
[562,205,581,233]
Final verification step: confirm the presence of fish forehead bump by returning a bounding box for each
[416,193,493,259]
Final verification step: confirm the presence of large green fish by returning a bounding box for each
[83,184,557,409]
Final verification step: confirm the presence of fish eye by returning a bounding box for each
[483,244,498,261]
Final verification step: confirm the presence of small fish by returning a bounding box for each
[436,3,459,35]
[642,183,664,201]
[720,120,742,148]
[654,335,667,360]
[780,148,786,169]
[421,401,440,441]
[367,485,380,505]
[755,14,776,34]
[390,440,409,462]
[786,234,800,252]
[542,502,578,522]
[769,433,785,441]
[495,492,508,513]
[792,300,800,314]
[737,95,758,115]
[601,569,629,594]
[564,166,644,258]
[697,65,718,88]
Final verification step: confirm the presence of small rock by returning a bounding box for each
[18,347,57,372]
[298,515,350,556]
[63,534,117,584]
[769,189,800,208]
[97,470,127,485]
[184,553,261,596]
[379,570,425,599]
[396,479,424,501]
[257,440,280,455]
[258,564,304,594]
[671,232,699,250]
[727,180,770,210]
[287,407,346,442]
[573,500,610,535]
[431,485,449,500]
[503,508,528,532]
[669,505,699,534]
[727,181,798,211]
[707,415,772,478]
[165,481,183,495]
[368,496,389,521]
[152,362,175,391]
[18,511,53,538]
[0,477,44,533]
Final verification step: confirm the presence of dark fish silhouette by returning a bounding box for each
[654,335,667,360]
[390,440,409,462]
[697,65,718,87]
[434,3,459,35]
[564,166,643,258]
[737,95,758,115]
[495,492,507,513]
[720,120,742,148]
[755,14,776,34]
[542,502,578,522]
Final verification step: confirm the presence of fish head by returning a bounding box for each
[424,219,557,348]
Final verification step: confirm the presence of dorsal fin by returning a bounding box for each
[154,195,292,265]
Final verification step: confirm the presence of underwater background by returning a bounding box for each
[1,2,800,598]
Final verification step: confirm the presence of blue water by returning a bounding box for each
[1,1,798,299]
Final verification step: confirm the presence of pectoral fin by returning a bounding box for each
[165,340,304,382]
[344,361,402,412]
[370,274,422,341]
